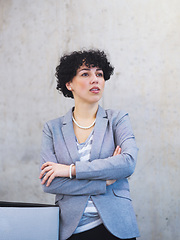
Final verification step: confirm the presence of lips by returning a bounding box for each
[90,87,100,93]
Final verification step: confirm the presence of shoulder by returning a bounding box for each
[43,113,67,134]
[105,108,129,125]
[104,108,135,140]
[41,108,73,139]
[41,117,64,137]
[97,105,130,126]
[43,108,73,130]
[46,116,64,127]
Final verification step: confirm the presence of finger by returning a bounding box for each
[39,166,52,179]
[113,146,118,156]
[41,169,54,185]
[41,162,49,170]
[115,146,121,155]
[117,147,121,154]
[41,162,53,170]
[113,146,120,156]
[40,165,53,176]
[106,179,116,186]
[46,173,56,187]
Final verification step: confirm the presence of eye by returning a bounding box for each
[96,72,103,77]
[81,72,89,77]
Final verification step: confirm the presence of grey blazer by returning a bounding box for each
[40,105,140,240]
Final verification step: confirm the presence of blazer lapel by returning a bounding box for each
[62,108,80,164]
[90,106,108,161]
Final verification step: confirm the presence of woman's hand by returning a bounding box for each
[106,146,121,186]
[112,145,121,157]
[39,162,70,187]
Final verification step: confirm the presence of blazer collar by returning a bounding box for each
[90,106,108,161]
[62,107,79,164]
[62,105,108,163]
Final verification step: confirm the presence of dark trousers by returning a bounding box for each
[67,224,136,240]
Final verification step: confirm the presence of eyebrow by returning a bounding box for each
[78,68,103,72]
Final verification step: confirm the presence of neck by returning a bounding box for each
[73,102,98,122]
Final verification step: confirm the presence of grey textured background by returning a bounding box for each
[0,1,180,239]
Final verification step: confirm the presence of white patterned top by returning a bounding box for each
[74,130,102,234]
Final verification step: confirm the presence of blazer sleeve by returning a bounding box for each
[40,123,106,196]
[75,112,138,180]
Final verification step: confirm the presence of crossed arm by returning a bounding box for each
[39,146,121,187]
[39,112,138,196]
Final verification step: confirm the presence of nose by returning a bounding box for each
[90,73,98,84]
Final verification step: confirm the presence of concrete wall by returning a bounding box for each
[0,0,180,239]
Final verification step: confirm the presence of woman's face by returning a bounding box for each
[66,64,105,104]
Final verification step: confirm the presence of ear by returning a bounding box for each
[66,82,72,91]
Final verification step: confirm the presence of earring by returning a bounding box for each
[69,87,71,90]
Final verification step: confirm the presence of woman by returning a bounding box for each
[39,50,140,240]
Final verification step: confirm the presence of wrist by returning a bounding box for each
[69,164,76,178]
[71,165,76,177]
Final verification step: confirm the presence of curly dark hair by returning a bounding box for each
[55,49,114,98]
